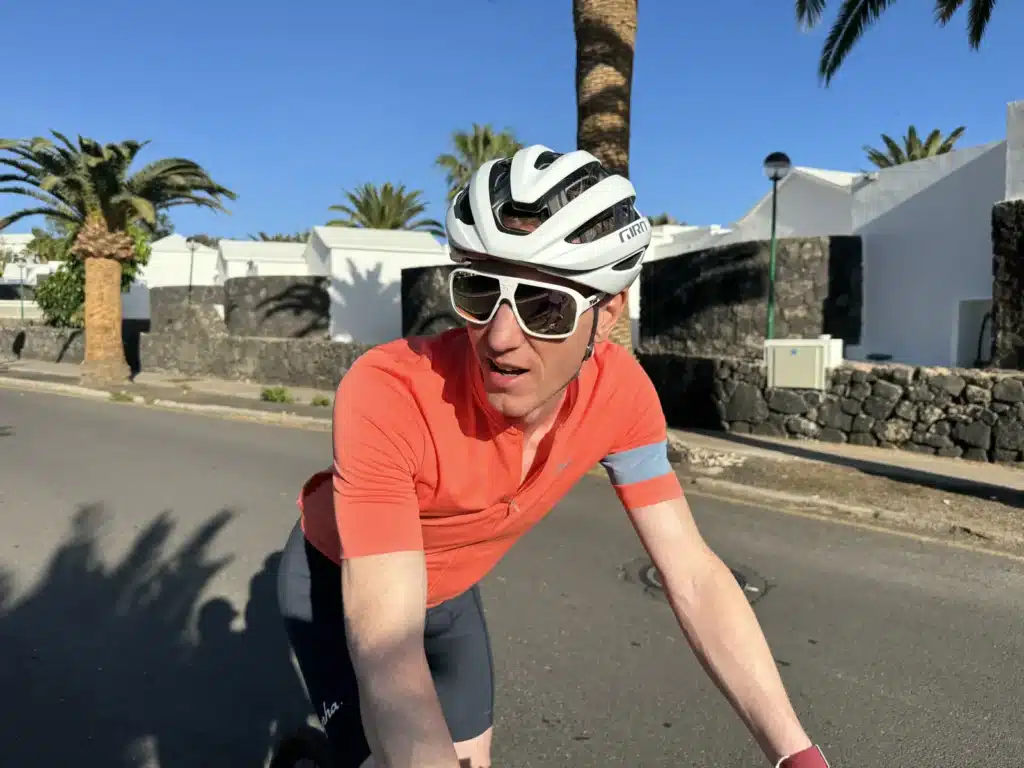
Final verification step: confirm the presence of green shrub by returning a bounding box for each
[310,394,331,407]
[260,386,294,403]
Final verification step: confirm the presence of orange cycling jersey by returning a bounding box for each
[298,328,683,607]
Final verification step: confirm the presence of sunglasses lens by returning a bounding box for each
[513,283,578,336]
[451,272,501,322]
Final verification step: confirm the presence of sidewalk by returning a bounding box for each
[0,357,337,422]
[3,356,1022,553]
[668,427,1024,492]
[666,427,1024,555]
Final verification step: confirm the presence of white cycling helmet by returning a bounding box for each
[445,144,652,296]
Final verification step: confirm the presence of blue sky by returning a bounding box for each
[3,0,1024,239]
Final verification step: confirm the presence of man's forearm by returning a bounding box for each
[664,553,812,763]
[352,650,460,768]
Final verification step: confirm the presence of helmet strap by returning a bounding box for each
[568,306,601,385]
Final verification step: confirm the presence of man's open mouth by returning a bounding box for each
[487,358,528,376]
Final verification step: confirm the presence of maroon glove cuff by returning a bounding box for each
[776,744,830,767]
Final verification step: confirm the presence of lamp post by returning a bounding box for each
[186,239,198,303]
[762,151,791,340]
[16,258,26,321]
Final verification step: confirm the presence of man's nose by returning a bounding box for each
[485,301,525,351]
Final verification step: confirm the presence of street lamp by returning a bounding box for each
[186,238,198,303]
[16,257,26,321]
[762,151,791,340]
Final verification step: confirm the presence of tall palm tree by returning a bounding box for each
[436,124,524,202]
[864,125,966,168]
[574,0,638,353]
[796,0,999,85]
[0,132,236,384]
[248,231,310,242]
[327,182,443,238]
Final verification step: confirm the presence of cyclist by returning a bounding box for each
[277,145,831,768]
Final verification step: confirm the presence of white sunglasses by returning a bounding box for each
[448,266,603,340]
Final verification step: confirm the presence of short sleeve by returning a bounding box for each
[598,351,683,510]
[331,358,427,558]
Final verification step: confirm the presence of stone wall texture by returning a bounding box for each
[991,200,1024,370]
[0,320,150,373]
[641,350,1024,465]
[224,275,330,339]
[401,265,463,337]
[0,322,84,363]
[640,236,863,358]
[139,303,371,390]
[149,285,224,333]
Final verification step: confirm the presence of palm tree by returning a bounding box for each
[0,132,236,384]
[796,0,999,85]
[574,0,638,353]
[248,231,310,242]
[864,125,967,168]
[326,182,443,238]
[436,124,524,202]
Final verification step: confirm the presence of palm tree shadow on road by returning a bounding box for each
[0,503,311,767]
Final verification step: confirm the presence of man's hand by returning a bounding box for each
[342,550,461,768]
[625,495,818,765]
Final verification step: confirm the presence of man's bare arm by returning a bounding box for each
[342,550,460,768]
[626,495,813,765]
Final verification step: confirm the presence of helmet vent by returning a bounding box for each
[534,151,562,169]
[564,197,639,244]
[612,248,646,271]
[453,190,475,225]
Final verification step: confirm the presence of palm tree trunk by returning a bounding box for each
[574,0,638,354]
[81,255,131,385]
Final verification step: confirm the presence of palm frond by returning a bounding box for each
[795,0,828,28]
[819,0,898,85]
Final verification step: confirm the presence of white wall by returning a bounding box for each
[0,233,33,258]
[329,247,450,344]
[1005,100,1024,200]
[303,237,331,276]
[849,141,1006,367]
[731,173,854,240]
[123,246,220,320]
[219,257,311,280]
[312,228,448,344]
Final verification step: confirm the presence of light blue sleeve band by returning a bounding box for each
[599,440,672,486]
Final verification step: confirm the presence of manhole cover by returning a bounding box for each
[623,558,768,605]
[641,564,748,591]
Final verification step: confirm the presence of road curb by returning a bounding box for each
[0,374,333,429]
[0,375,111,400]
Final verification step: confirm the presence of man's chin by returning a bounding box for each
[484,391,537,420]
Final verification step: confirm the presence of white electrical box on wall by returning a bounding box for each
[764,335,844,390]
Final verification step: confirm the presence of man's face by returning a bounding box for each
[461,260,628,424]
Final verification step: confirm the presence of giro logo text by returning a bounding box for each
[618,219,649,243]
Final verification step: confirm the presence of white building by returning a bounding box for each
[851,138,1006,368]
[654,99,1024,369]
[308,226,449,345]
[121,234,220,320]
[0,232,34,259]
[216,240,309,281]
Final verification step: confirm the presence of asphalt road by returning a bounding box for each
[1,387,1023,768]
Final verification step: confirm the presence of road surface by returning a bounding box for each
[1,387,1022,767]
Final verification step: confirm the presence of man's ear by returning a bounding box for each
[593,289,629,342]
